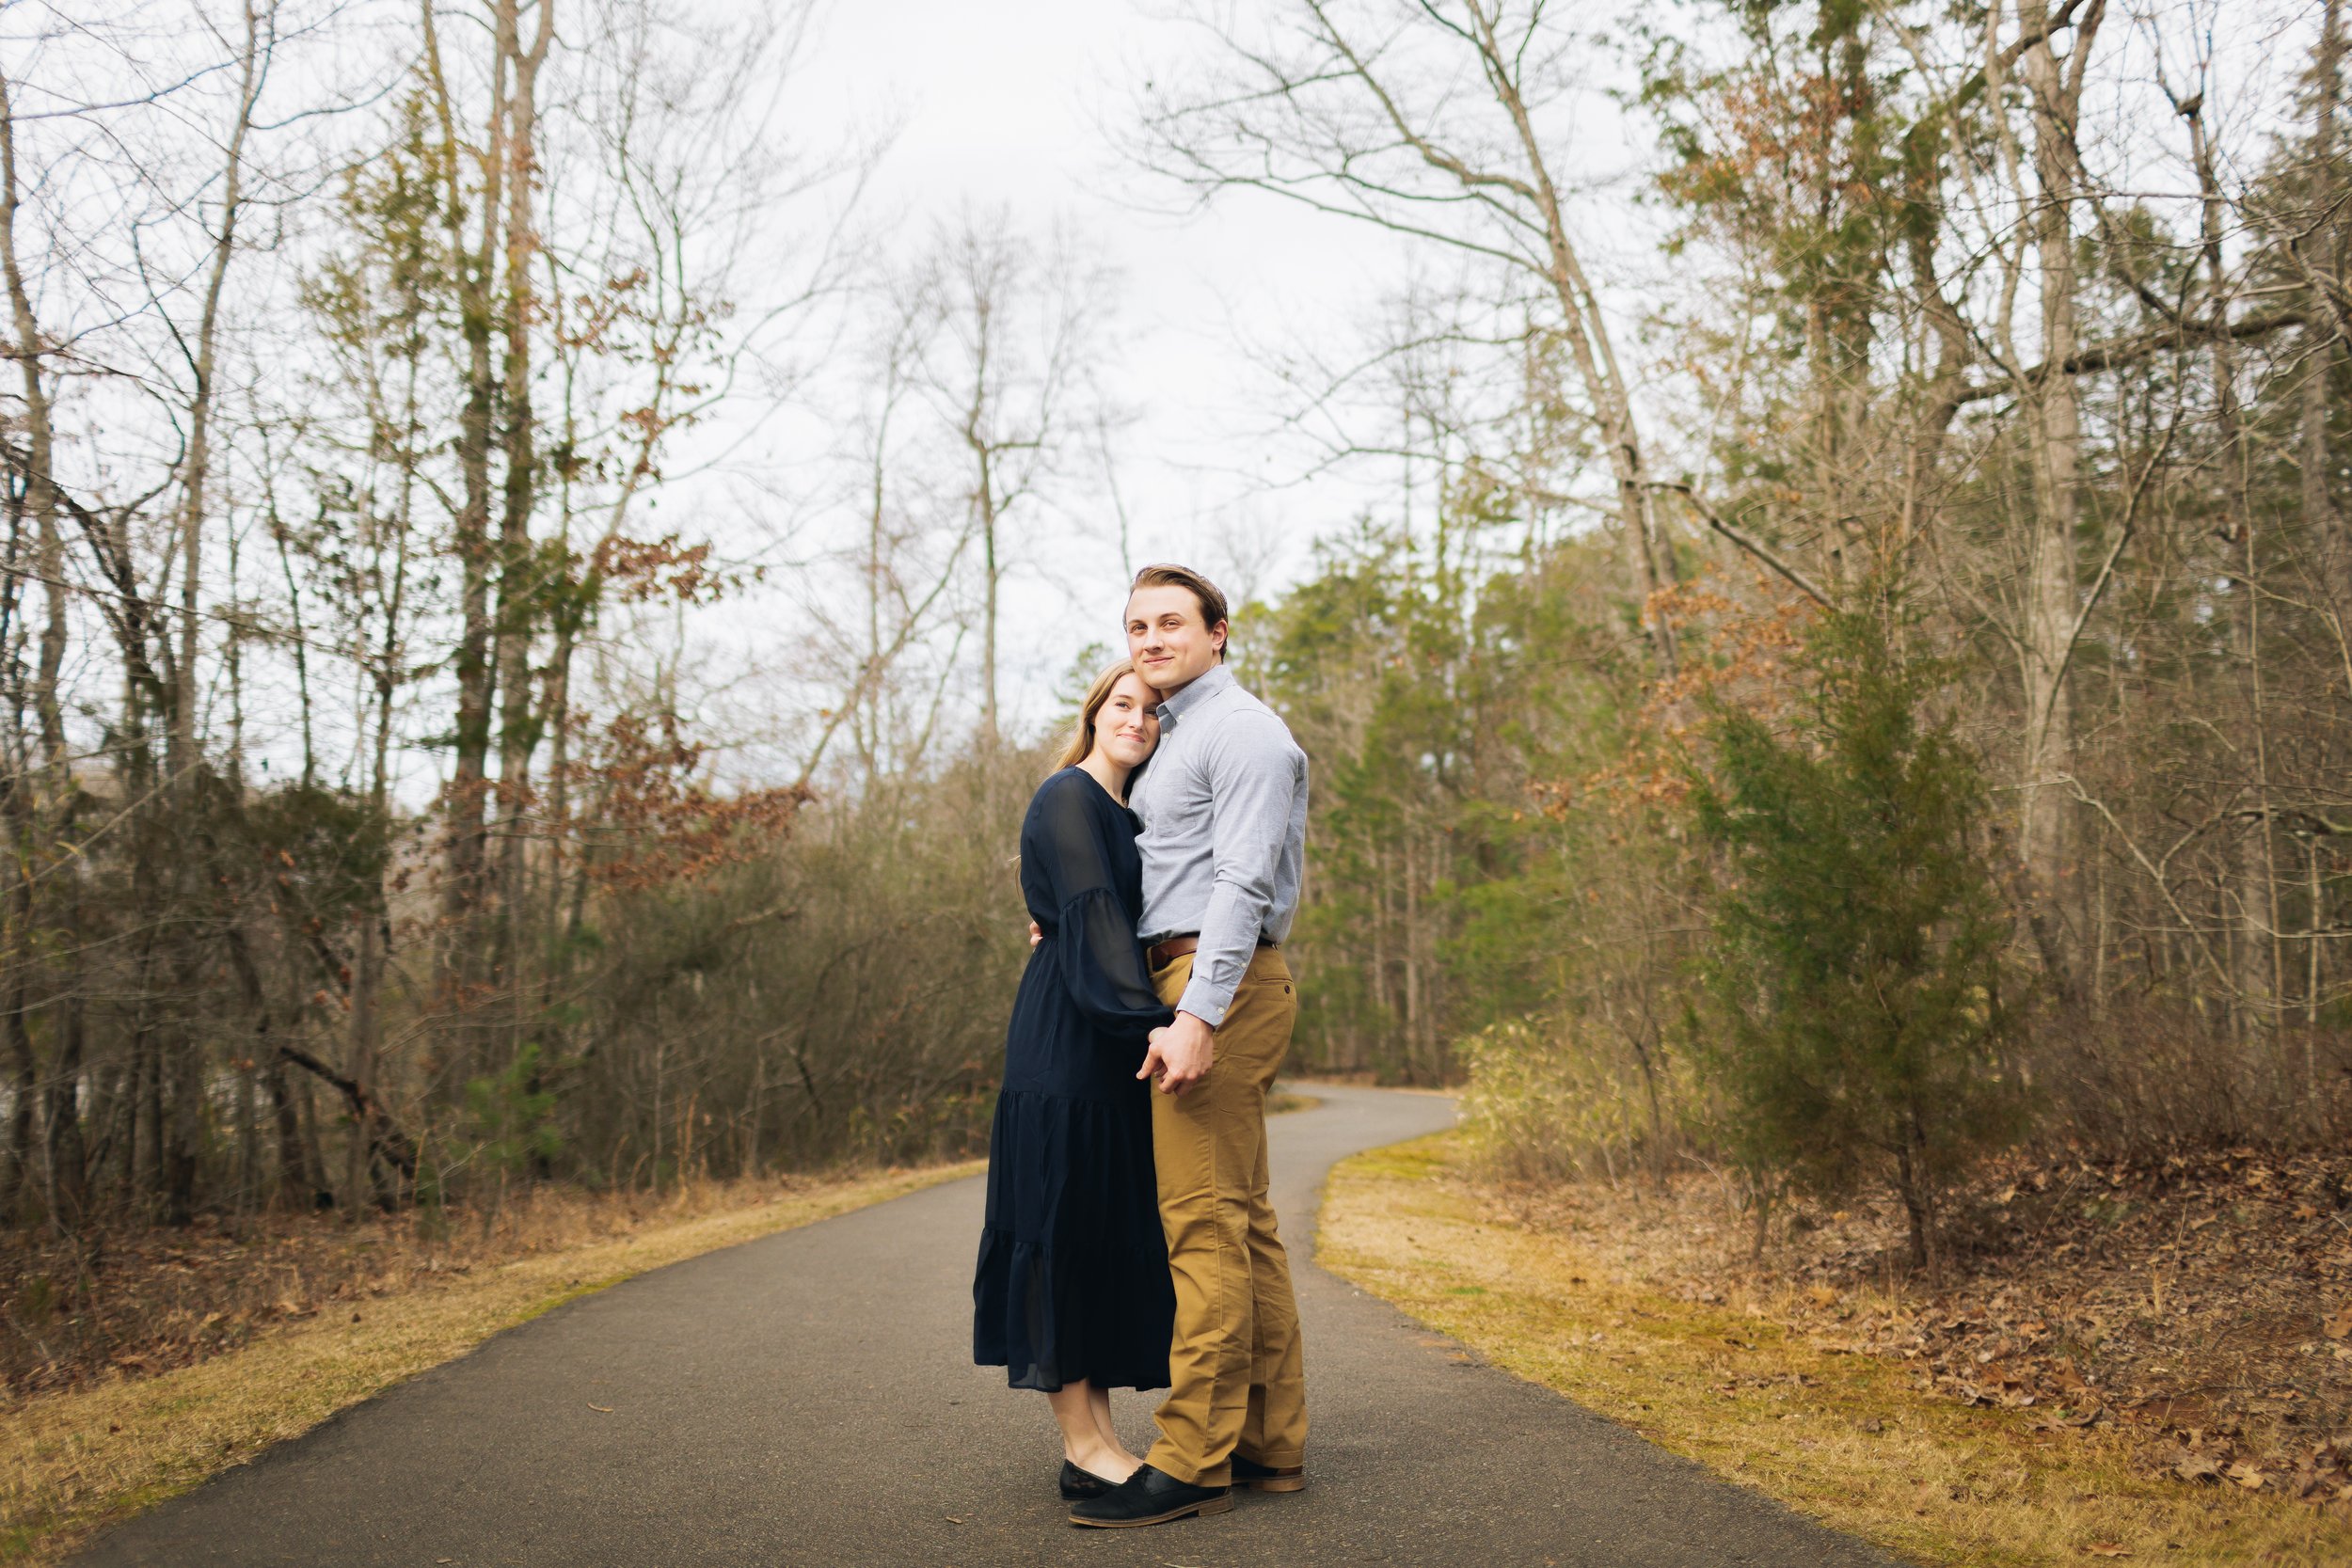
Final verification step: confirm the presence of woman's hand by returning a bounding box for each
[1027,920,1042,948]
[1139,1012,1215,1094]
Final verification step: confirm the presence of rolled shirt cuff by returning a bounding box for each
[1174,975,1232,1030]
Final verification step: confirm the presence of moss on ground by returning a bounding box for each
[1319,1132,2350,1568]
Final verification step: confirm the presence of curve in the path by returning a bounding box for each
[73,1085,1900,1567]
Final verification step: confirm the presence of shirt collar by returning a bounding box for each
[1153,661,1234,730]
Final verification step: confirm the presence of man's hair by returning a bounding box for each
[1128,562,1231,660]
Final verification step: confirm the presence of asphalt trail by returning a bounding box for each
[74,1085,1899,1567]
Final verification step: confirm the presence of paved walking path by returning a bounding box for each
[75,1085,1899,1567]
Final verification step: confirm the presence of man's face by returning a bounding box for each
[1125,584,1226,694]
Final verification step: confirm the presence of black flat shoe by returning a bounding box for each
[1068,1463,1233,1528]
[1057,1460,1121,1500]
[1232,1453,1306,1493]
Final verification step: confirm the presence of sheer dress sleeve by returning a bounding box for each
[1036,776,1173,1038]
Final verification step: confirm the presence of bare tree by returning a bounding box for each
[919,210,1109,746]
[1134,1,1684,669]
[0,58,80,1222]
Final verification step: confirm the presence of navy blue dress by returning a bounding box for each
[972,767,1176,1391]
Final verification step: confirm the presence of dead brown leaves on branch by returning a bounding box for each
[590,532,756,607]
[1531,568,1815,820]
[553,268,653,354]
[564,712,809,891]
[1662,71,1883,209]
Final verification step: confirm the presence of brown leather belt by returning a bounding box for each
[1146,932,1276,970]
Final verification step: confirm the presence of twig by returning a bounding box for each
[1645,481,1832,607]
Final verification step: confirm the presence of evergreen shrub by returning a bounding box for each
[1684,604,2025,1272]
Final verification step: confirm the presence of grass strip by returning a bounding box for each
[1318,1133,2349,1568]
[2,1160,982,1567]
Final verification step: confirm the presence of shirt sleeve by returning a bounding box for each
[1036,778,1173,1037]
[1177,714,1301,1028]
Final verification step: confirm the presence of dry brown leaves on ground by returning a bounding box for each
[1478,1146,2352,1511]
[0,1174,851,1400]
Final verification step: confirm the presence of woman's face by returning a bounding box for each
[1091,673,1161,768]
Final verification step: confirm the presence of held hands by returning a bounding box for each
[1139,1011,1216,1095]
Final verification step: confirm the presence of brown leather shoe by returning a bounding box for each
[1232,1454,1305,1493]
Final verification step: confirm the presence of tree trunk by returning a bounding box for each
[171,0,264,781]
[226,921,308,1209]
[424,0,512,1052]
[967,434,1002,748]
[43,983,86,1224]
[262,1040,314,1208]
[2011,0,2106,1001]
[540,615,578,1003]
[162,964,205,1227]
[1465,3,1678,672]
[1893,1118,1936,1279]
[0,64,86,1227]
[131,1021,163,1214]
[2311,0,2350,663]
[2,976,33,1220]
[2183,89,2283,1035]
[295,1066,328,1210]
[348,911,386,1204]
[492,0,554,1057]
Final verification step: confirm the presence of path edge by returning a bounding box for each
[13,1160,983,1568]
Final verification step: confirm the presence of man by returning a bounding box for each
[1070,563,1311,1529]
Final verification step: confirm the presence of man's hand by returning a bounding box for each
[1139,1011,1216,1095]
[1027,920,1042,949]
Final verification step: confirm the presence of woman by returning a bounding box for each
[972,660,1175,1499]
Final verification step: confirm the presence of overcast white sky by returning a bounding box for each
[709,0,1458,752]
[818,0,1419,531]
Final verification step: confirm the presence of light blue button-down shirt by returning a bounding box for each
[1130,663,1309,1028]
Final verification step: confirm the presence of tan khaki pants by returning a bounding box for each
[1144,946,1307,1486]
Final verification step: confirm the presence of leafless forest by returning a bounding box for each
[1186,2,2352,1281]
[2,0,2347,1301]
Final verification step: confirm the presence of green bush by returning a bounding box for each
[1685,604,2024,1273]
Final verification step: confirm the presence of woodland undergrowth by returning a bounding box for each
[1478,1143,2352,1506]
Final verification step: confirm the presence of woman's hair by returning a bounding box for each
[1054,657,1146,773]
